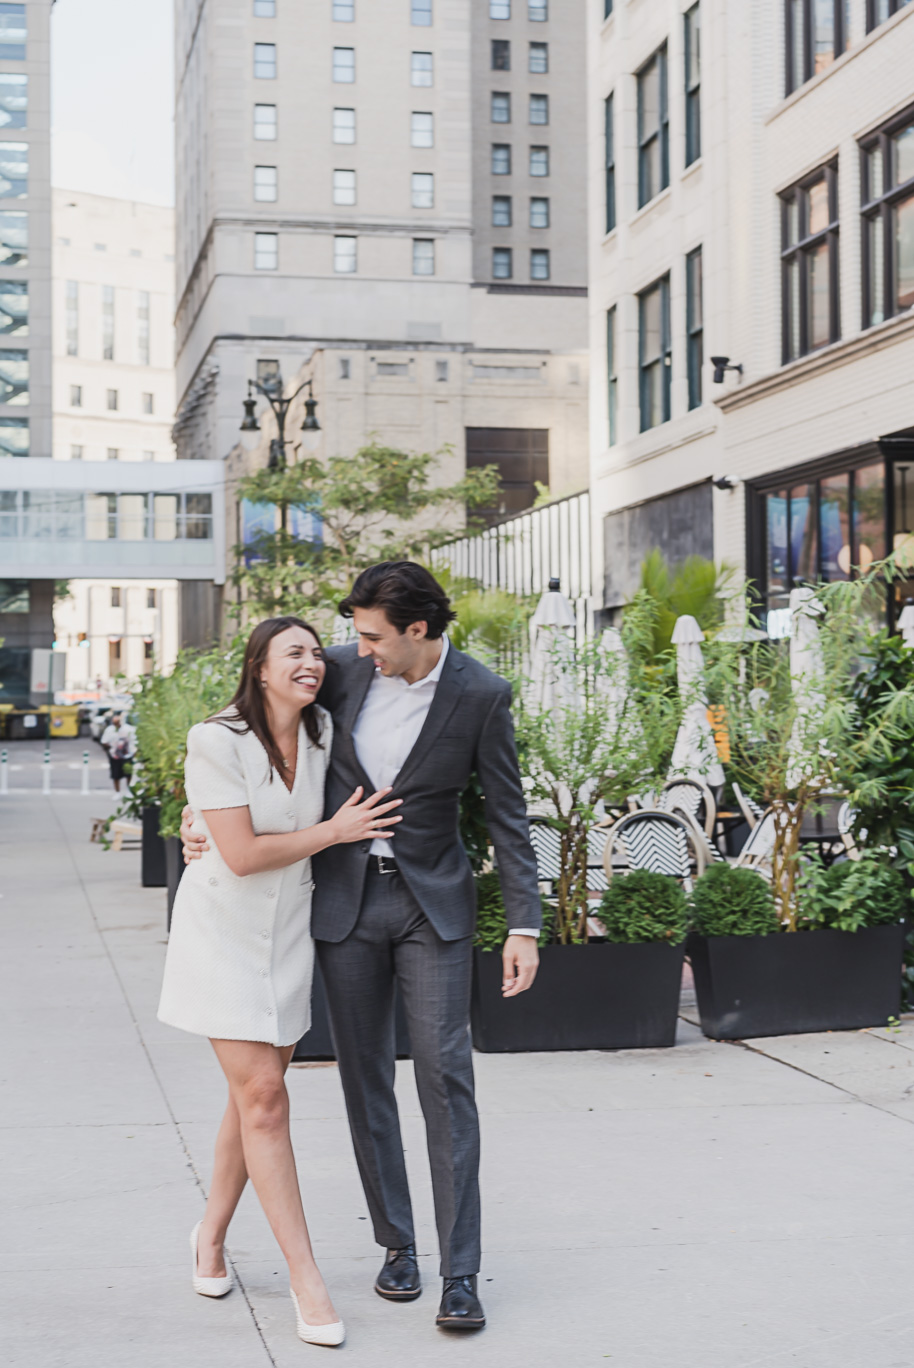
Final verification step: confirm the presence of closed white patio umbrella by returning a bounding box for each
[528,577,578,712]
[669,614,724,788]
[786,584,825,786]
[898,599,914,648]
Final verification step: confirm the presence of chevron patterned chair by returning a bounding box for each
[528,817,612,893]
[602,809,707,891]
[657,777,717,840]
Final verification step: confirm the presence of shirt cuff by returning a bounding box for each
[507,928,540,937]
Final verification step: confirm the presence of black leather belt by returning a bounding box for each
[371,855,399,875]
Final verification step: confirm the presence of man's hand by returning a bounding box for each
[501,934,539,998]
[180,804,209,864]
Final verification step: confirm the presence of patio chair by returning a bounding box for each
[529,816,611,893]
[837,800,862,861]
[603,809,706,890]
[732,782,765,831]
[657,777,717,839]
[734,807,775,877]
[676,805,727,867]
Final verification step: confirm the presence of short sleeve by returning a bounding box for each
[185,721,249,811]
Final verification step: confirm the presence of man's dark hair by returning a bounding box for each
[338,561,456,639]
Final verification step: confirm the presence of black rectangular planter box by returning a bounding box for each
[470,941,686,1052]
[141,807,167,888]
[295,957,411,1061]
[687,922,907,1041]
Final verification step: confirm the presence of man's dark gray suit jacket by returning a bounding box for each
[311,641,541,943]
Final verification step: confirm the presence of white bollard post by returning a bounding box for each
[0,748,7,795]
[42,745,51,795]
[81,749,90,795]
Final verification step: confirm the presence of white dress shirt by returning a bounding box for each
[351,635,537,938]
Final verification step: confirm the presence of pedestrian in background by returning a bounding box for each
[100,712,135,793]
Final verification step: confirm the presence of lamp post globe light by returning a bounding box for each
[238,372,320,467]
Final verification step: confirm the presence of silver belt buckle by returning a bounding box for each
[376,855,397,875]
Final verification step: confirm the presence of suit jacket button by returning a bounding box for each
[360,842,369,852]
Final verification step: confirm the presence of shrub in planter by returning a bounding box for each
[690,863,778,938]
[797,851,909,932]
[597,869,688,945]
[471,869,685,1052]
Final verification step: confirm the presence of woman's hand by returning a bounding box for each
[326,786,403,845]
[181,804,209,864]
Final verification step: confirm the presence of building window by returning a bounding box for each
[639,274,671,431]
[530,196,549,227]
[466,426,548,523]
[493,247,513,279]
[686,246,703,409]
[333,47,355,82]
[334,235,357,272]
[142,392,154,414]
[254,231,278,269]
[0,141,27,198]
[137,290,150,366]
[65,280,78,356]
[146,588,157,608]
[530,248,550,280]
[254,165,278,201]
[333,107,356,142]
[529,145,549,176]
[102,283,114,360]
[0,3,26,60]
[107,448,119,461]
[111,587,121,607]
[528,0,547,18]
[70,444,83,461]
[781,163,839,361]
[339,357,351,378]
[493,195,512,226]
[684,4,700,166]
[333,0,354,18]
[785,0,849,95]
[490,0,510,16]
[0,413,25,455]
[867,0,914,28]
[411,0,432,24]
[492,143,511,174]
[0,74,27,130]
[413,238,435,275]
[492,38,510,69]
[254,103,277,139]
[607,306,617,446]
[70,384,82,407]
[436,359,449,381]
[333,168,356,204]
[254,42,276,78]
[107,389,119,411]
[0,277,25,336]
[411,111,434,147]
[491,92,511,123]
[637,45,668,208]
[412,171,434,207]
[529,41,548,72]
[257,359,280,392]
[529,94,548,125]
[0,210,26,266]
[253,0,275,14]
[411,51,433,85]
[604,93,615,233]
[861,107,914,327]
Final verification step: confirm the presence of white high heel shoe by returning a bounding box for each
[190,1220,233,1298]
[290,1287,345,1347]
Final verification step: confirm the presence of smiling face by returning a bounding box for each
[259,625,325,709]
[352,606,430,678]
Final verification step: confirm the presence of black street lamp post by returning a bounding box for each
[240,374,321,472]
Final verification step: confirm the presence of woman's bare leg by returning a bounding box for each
[196,1044,296,1278]
[210,1039,336,1325]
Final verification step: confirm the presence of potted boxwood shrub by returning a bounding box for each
[687,855,908,1040]
[471,868,687,1051]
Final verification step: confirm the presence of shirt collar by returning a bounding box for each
[402,633,449,690]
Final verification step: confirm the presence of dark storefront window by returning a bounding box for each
[465,427,549,524]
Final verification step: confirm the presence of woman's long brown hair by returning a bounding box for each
[206,616,325,781]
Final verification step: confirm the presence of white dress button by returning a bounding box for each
[267,889,276,899]
[260,968,268,977]
[261,931,269,939]
[208,877,217,886]
[266,1009,273,1016]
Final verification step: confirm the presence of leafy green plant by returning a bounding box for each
[473,870,552,951]
[850,631,914,873]
[638,551,735,660]
[597,869,688,945]
[797,850,910,933]
[690,863,779,937]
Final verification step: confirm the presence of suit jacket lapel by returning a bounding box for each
[338,653,377,791]
[393,648,467,791]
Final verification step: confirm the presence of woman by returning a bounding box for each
[157,616,401,1348]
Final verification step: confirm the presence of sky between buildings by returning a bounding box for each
[51,0,174,206]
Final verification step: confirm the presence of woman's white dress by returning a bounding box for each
[157,707,332,1046]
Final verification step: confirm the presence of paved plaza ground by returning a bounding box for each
[4,777,914,1367]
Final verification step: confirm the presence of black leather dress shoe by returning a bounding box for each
[436,1275,486,1331]
[374,1245,421,1301]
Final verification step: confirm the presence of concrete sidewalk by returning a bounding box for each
[3,792,914,1368]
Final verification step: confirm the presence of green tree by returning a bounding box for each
[638,550,736,660]
[232,442,499,628]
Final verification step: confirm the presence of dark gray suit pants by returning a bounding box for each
[316,867,481,1277]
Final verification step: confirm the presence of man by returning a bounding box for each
[100,712,135,794]
[182,562,541,1331]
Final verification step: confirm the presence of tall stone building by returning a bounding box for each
[174,0,590,628]
[588,0,914,632]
